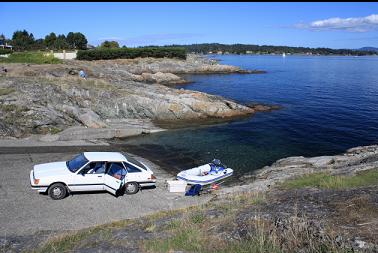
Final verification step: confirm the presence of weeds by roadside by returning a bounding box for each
[31,171,377,253]
[281,169,378,190]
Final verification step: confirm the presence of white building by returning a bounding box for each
[0,43,13,50]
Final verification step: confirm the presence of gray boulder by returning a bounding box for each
[77,109,107,128]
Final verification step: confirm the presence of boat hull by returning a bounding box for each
[177,166,233,185]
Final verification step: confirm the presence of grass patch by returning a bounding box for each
[0,52,62,64]
[0,104,22,112]
[0,104,29,125]
[34,230,91,253]
[33,220,132,253]
[144,223,157,233]
[144,227,205,253]
[0,87,15,96]
[144,218,283,253]
[48,126,62,134]
[0,48,12,55]
[143,213,346,253]
[282,169,378,190]
[166,219,182,230]
[189,212,206,224]
[34,125,63,135]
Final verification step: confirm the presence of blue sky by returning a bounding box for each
[1,2,377,49]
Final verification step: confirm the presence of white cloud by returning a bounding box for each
[297,14,378,32]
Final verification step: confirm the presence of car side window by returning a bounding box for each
[123,162,142,173]
[107,162,127,180]
[81,162,105,174]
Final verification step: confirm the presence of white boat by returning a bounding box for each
[282,52,286,57]
[177,159,233,185]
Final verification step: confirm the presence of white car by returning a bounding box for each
[30,152,157,200]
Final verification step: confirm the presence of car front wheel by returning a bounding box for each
[124,182,139,195]
[48,183,67,200]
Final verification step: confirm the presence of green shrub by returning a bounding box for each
[0,48,12,55]
[0,52,62,64]
[76,47,186,61]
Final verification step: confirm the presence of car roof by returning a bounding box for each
[83,152,127,162]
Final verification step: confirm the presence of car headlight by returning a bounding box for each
[34,178,40,184]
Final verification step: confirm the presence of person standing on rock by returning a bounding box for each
[79,70,87,79]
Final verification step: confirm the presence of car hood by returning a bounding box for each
[33,161,71,178]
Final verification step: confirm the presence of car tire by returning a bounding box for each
[48,183,67,200]
[124,182,139,195]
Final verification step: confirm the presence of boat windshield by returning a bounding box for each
[66,154,89,173]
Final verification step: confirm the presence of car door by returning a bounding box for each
[104,162,127,195]
[70,162,106,192]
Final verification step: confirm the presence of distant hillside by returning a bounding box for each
[157,43,377,56]
[359,47,378,52]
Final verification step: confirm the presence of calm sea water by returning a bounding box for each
[119,55,378,177]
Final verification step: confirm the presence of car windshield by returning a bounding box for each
[66,154,89,173]
[122,153,147,170]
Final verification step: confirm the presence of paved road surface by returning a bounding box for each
[0,151,211,237]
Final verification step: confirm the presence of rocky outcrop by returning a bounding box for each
[2,54,265,85]
[0,75,256,138]
[89,54,256,75]
[77,109,107,128]
[140,72,187,84]
[220,145,378,195]
[0,54,270,139]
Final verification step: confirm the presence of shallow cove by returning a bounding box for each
[115,55,378,179]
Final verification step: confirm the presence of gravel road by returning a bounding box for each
[0,150,211,238]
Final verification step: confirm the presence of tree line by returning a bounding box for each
[163,43,377,56]
[0,30,88,51]
[3,30,375,56]
[0,30,127,52]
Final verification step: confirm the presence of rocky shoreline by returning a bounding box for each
[220,144,378,194]
[0,144,376,252]
[0,54,269,141]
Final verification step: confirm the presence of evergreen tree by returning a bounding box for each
[44,32,57,49]
[67,32,88,49]
[12,30,35,51]
[54,34,69,50]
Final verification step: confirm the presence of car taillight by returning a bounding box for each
[34,178,40,184]
[150,174,157,180]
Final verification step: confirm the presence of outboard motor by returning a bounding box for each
[212,159,222,166]
[210,159,226,174]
